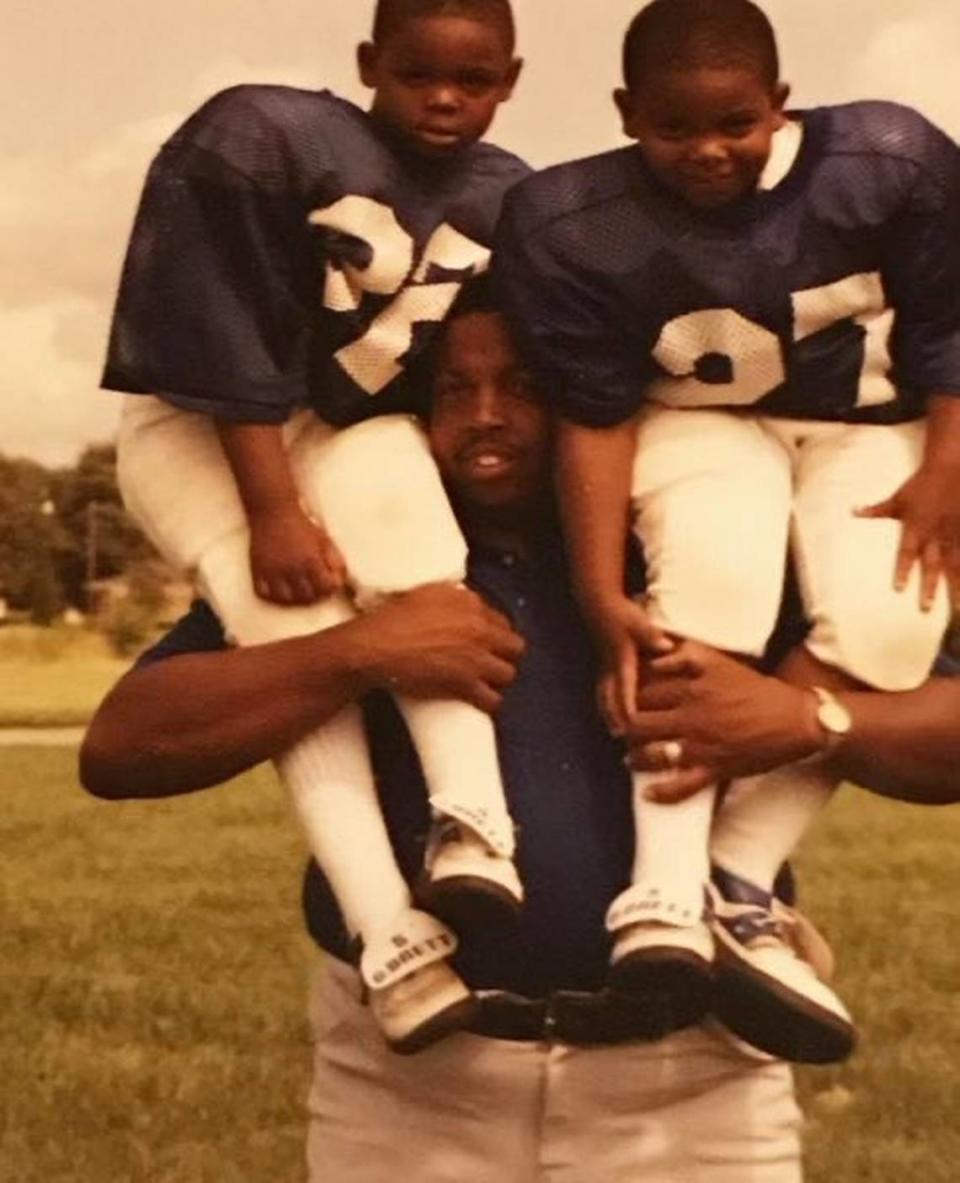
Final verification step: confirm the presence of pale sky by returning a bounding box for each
[3,0,957,465]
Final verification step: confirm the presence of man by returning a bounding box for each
[82,281,960,1182]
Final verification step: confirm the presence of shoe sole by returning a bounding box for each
[419,874,523,929]
[712,944,856,1064]
[388,994,480,1055]
[608,946,713,1037]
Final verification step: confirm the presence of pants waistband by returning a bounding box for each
[466,988,678,1045]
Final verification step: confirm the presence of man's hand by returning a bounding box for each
[625,641,823,802]
[856,463,960,611]
[249,506,347,604]
[353,583,525,713]
[591,596,673,737]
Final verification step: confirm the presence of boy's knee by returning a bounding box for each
[649,564,779,658]
[807,595,948,690]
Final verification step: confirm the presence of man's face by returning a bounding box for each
[429,311,552,513]
[616,67,788,209]
[359,16,521,159]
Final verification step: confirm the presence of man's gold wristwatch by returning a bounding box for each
[811,686,853,752]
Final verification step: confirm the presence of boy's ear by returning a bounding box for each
[501,57,524,99]
[613,88,639,139]
[773,82,791,113]
[771,81,791,129]
[357,41,379,89]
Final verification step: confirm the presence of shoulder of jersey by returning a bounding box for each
[468,140,532,186]
[502,146,638,234]
[161,85,366,179]
[814,100,956,170]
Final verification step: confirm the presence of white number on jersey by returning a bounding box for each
[309,195,490,395]
[648,271,896,410]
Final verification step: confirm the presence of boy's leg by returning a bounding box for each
[615,407,792,1022]
[290,413,521,921]
[118,397,472,1049]
[713,417,949,893]
[707,418,947,1063]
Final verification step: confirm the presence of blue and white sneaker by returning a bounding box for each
[708,869,855,1064]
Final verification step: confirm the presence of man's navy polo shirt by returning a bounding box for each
[140,534,636,997]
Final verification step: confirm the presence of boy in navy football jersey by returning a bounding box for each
[103,0,527,1052]
[495,0,960,1063]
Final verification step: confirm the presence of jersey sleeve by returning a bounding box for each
[102,89,314,423]
[881,107,960,399]
[493,183,644,428]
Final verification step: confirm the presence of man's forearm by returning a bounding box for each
[629,643,960,805]
[80,626,370,799]
[834,677,960,804]
[80,584,523,801]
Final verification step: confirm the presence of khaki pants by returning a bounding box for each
[306,958,803,1183]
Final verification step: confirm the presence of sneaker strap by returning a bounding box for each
[605,880,707,934]
[427,797,516,859]
[358,909,459,992]
[707,883,782,947]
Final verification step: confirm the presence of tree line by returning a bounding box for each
[0,444,152,625]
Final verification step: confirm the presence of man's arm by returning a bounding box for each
[80,584,523,800]
[626,642,960,806]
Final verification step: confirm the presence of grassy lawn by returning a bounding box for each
[1,748,310,1182]
[2,747,958,1181]
[0,626,129,726]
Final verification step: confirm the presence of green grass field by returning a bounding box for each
[0,626,128,726]
[2,747,958,1181]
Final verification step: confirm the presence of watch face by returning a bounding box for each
[817,693,852,736]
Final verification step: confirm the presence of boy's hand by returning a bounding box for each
[249,507,347,604]
[856,463,960,610]
[590,596,673,737]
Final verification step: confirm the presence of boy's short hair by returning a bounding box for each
[622,0,779,91]
[372,0,516,51]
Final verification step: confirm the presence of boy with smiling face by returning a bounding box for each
[103,0,528,1052]
[496,0,960,1062]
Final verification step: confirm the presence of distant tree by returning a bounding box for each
[51,443,154,607]
[0,455,68,614]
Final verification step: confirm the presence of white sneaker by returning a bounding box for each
[359,909,477,1054]
[707,880,856,1064]
[606,883,714,1035]
[422,817,524,927]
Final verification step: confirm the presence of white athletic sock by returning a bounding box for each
[631,772,716,907]
[396,695,514,853]
[277,705,412,942]
[710,760,836,892]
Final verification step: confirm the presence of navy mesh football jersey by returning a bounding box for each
[103,85,528,425]
[494,102,960,428]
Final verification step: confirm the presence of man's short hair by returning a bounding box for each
[409,274,502,415]
[372,0,516,52]
[622,0,779,91]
